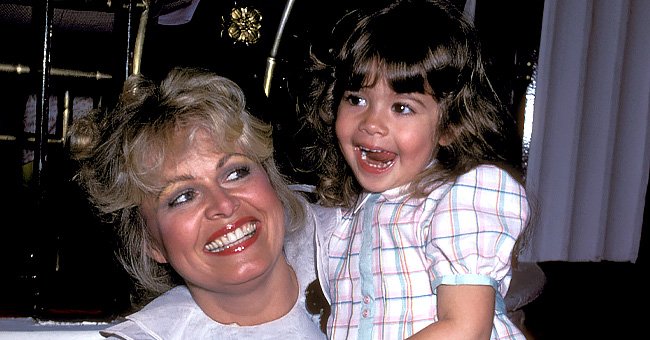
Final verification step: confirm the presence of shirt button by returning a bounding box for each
[362,309,369,318]
[363,295,370,304]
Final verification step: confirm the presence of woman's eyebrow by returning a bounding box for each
[217,152,251,169]
[155,173,193,201]
[217,153,233,169]
[155,154,234,200]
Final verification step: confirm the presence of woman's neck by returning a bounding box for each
[188,257,299,326]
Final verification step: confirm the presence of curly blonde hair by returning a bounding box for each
[71,68,306,299]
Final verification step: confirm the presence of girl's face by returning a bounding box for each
[140,129,287,302]
[335,78,447,192]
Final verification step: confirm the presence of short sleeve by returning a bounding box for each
[426,165,529,295]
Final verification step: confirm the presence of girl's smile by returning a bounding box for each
[355,145,396,173]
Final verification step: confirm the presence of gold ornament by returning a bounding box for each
[223,6,262,46]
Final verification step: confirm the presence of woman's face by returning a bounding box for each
[140,129,286,299]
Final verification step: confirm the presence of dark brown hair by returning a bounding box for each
[304,0,522,208]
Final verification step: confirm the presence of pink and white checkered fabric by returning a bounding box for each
[319,165,529,339]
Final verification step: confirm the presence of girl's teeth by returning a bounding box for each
[359,147,395,168]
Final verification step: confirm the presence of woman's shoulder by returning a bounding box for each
[139,285,193,309]
[284,200,340,252]
[100,286,200,339]
[307,201,341,239]
[309,201,341,223]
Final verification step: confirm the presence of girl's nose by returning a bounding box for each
[359,108,388,136]
[205,187,240,219]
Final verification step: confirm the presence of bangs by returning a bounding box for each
[335,2,472,98]
[339,42,460,98]
[128,124,179,196]
[341,47,464,99]
[349,58,430,95]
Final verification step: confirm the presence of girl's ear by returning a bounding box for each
[148,244,168,264]
[438,130,454,147]
[436,119,457,147]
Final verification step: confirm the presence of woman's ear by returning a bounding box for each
[148,244,168,264]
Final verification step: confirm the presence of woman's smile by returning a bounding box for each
[204,217,260,255]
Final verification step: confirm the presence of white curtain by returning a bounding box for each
[521,0,650,262]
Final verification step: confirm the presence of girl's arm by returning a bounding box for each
[415,165,529,339]
[408,284,495,340]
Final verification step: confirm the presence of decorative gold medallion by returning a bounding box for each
[222,6,262,46]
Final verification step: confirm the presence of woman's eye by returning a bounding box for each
[225,165,251,182]
[169,190,196,207]
[393,103,414,115]
[344,94,367,107]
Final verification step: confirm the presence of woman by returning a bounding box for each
[70,67,331,339]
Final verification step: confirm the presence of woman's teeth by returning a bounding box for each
[204,222,257,253]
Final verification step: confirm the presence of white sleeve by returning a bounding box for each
[312,204,341,304]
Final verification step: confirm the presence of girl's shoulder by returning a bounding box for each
[425,164,527,204]
[454,164,525,191]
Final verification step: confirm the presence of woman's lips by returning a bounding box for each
[204,217,260,255]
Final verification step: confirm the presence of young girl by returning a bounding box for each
[304,0,531,339]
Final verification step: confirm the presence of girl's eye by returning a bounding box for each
[393,103,414,115]
[169,190,196,207]
[344,94,367,107]
[225,165,251,182]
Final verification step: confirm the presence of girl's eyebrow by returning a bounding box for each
[396,93,427,107]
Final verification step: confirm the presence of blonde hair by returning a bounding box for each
[71,68,306,299]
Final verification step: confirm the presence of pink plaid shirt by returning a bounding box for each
[316,165,529,339]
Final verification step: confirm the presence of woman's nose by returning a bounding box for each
[359,108,388,136]
[205,187,240,219]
